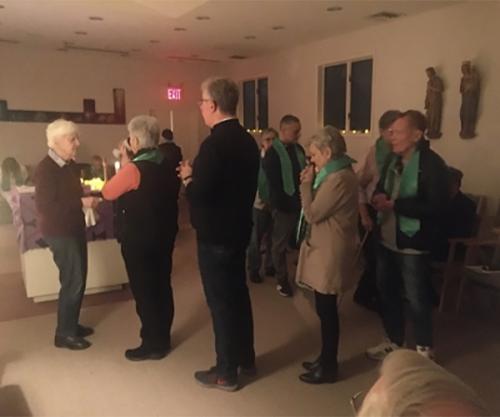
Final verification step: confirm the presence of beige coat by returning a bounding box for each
[296,167,360,295]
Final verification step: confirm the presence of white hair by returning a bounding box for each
[127,115,160,149]
[357,349,489,417]
[310,125,346,159]
[46,119,79,148]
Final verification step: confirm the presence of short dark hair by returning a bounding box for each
[279,114,300,128]
[161,128,173,141]
[448,166,464,186]
[378,110,402,130]
[202,77,239,115]
[401,110,427,132]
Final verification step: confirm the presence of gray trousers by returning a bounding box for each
[247,207,274,274]
[271,209,299,287]
[46,234,88,337]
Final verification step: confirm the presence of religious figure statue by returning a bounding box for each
[459,61,480,139]
[424,67,444,139]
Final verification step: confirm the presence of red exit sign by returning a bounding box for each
[166,87,182,101]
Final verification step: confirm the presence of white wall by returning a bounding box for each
[0,45,220,165]
[228,1,500,212]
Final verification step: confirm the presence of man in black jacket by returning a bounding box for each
[178,77,259,392]
[263,115,305,297]
[366,110,449,362]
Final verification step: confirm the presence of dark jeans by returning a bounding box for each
[315,291,339,371]
[46,234,87,338]
[247,207,274,274]
[271,209,299,287]
[121,236,176,350]
[377,245,433,347]
[197,240,255,380]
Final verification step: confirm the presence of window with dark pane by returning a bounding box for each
[323,63,347,130]
[243,80,256,130]
[257,78,268,129]
[349,59,373,131]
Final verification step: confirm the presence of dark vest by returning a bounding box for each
[116,155,178,246]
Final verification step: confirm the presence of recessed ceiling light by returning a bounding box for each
[196,16,210,20]
[74,31,87,35]
[326,6,343,12]
[174,27,187,31]
[0,5,4,9]
[149,39,160,43]
[244,35,256,40]
[89,16,104,21]
[271,25,285,31]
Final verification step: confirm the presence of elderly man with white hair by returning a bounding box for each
[35,119,98,350]
[102,115,179,361]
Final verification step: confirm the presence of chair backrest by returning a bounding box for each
[465,193,487,237]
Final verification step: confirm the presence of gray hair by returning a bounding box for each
[201,77,239,115]
[46,119,79,148]
[309,125,346,159]
[357,349,489,417]
[127,115,160,149]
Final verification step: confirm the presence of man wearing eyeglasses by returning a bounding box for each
[178,77,260,392]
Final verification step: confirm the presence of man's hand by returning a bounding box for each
[372,193,394,212]
[177,160,193,182]
[360,204,374,231]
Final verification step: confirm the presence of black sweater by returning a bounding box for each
[376,139,449,251]
[186,119,259,246]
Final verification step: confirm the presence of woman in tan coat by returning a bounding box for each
[296,125,359,384]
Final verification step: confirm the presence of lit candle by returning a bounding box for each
[114,161,120,172]
[169,110,174,131]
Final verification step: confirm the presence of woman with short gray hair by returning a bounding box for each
[102,115,179,361]
[296,125,360,384]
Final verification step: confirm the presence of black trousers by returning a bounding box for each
[314,291,339,371]
[46,234,87,337]
[121,235,176,350]
[197,240,255,380]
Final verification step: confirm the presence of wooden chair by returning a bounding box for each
[455,228,500,313]
[437,194,487,312]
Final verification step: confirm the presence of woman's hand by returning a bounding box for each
[300,165,314,184]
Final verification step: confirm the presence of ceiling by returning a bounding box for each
[0,0,459,63]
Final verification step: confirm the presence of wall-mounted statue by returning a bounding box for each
[424,67,444,139]
[459,61,480,139]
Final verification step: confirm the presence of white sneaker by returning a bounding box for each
[416,345,435,361]
[366,338,400,361]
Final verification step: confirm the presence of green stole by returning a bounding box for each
[132,148,164,165]
[383,151,421,237]
[272,139,306,196]
[374,137,391,174]
[296,155,356,244]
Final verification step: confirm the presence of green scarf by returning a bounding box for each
[257,161,270,202]
[132,149,164,165]
[272,139,306,196]
[375,137,391,174]
[296,155,356,244]
[383,151,421,237]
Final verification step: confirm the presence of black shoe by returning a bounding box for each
[265,267,276,277]
[302,357,321,371]
[54,335,91,350]
[276,283,293,297]
[299,366,338,384]
[77,324,94,338]
[194,367,239,392]
[124,345,169,361]
[249,271,263,283]
[239,364,257,377]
